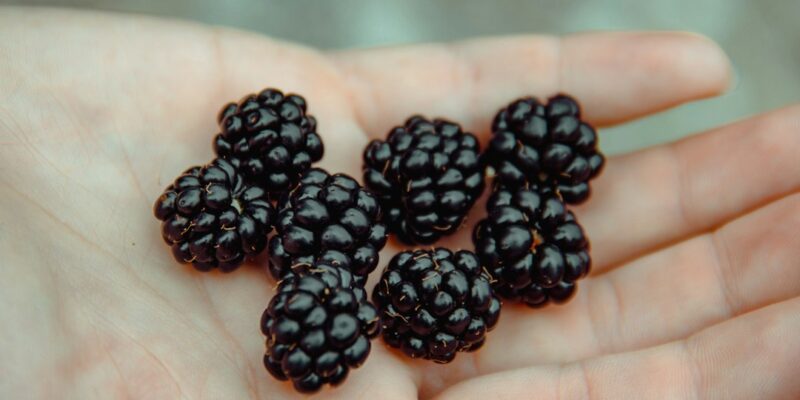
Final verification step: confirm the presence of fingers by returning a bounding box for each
[435,297,800,400]
[579,192,800,355]
[330,31,730,136]
[455,192,800,381]
[580,104,800,273]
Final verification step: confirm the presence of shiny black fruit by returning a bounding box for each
[269,168,388,282]
[213,88,323,199]
[486,94,604,204]
[473,183,591,307]
[372,248,501,363]
[363,116,484,244]
[261,262,380,393]
[153,158,274,271]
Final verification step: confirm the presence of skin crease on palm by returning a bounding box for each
[1,5,799,400]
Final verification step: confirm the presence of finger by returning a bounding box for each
[435,298,800,400]
[580,104,800,273]
[330,31,731,136]
[576,192,800,355]
[472,191,800,374]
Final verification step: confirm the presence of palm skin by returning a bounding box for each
[1,7,799,400]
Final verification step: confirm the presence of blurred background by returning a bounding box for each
[3,0,799,154]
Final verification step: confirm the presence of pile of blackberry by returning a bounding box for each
[153,88,603,394]
[153,89,322,271]
[259,169,387,393]
[474,94,603,307]
[153,88,391,393]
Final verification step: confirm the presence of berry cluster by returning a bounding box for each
[153,88,390,393]
[474,95,602,307]
[262,169,387,392]
[153,88,603,395]
[154,88,321,272]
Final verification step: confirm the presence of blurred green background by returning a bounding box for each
[3,0,799,154]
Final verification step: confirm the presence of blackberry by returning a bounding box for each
[153,158,275,272]
[472,184,591,308]
[363,116,484,244]
[260,262,380,393]
[268,168,388,282]
[213,88,324,198]
[372,248,501,363]
[486,94,604,204]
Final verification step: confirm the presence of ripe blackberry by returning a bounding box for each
[268,168,388,282]
[153,158,275,272]
[363,116,484,244]
[486,94,604,204]
[472,184,591,308]
[213,88,324,198]
[260,262,380,393]
[372,248,501,363]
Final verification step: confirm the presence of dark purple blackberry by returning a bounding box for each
[363,116,484,244]
[372,248,501,363]
[153,158,275,272]
[260,262,380,393]
[486,94,604,204]
[268,168,388,282]
[472,183,591,308]
[213,88,323,199]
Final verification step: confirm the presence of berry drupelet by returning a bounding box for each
[363,116,484,244]
[485,94,604,204]
[153,158,275,272]
[472,183,591,308]
[213,88,324,199]
[372,248,501,363]
[261,262,380,393]
[269,168,388,282]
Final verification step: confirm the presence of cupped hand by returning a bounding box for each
[1,7,798,400]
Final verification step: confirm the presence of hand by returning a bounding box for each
[1,7,798,400]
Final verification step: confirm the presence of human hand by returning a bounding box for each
[1,6,797,400]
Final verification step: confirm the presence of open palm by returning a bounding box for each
[1,7,798,400]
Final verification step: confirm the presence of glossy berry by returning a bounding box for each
[153,158,275,272]
[486,94,604,204]
[472,183,591,307]
[213,88,324,199]
[363,116,484,244]
[269,168,388,282]
[372,248,501,363]
[261,262,380,393]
